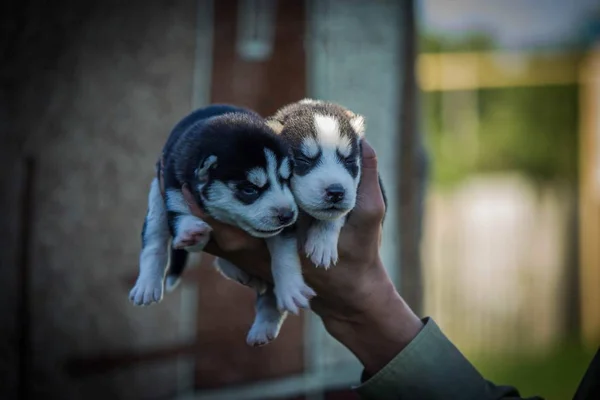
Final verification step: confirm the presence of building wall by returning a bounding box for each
[7,1,198,398]
[305,0,404,374]
[192,0,307,390]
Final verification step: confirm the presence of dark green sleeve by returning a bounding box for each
[354,318,543,400]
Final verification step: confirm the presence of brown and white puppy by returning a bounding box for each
[266,98,387,269]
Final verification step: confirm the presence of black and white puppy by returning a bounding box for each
[130,104,315,346]
[266,98,386,269]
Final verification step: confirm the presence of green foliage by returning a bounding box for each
[422,85,579,188]
[420,30,496,53]
[473,341,596,400]
[419,30,580,189]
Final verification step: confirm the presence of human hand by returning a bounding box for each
[182,140,422,374]
[183,140,385,315]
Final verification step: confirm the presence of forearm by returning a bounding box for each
[320,265,538,400]
[321,266,423,375]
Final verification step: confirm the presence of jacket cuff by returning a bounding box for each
[354,317,522,400]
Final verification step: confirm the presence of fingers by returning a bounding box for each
[348,140,386,228]
[361,139,378,171]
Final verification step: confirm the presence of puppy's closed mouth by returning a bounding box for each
[254,227,284,234]
[322,205,349,212]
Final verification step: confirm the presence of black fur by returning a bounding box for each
[141,216,148,248]
[158,104,292,285]
[162,110,290,209]
[166,247,189,285]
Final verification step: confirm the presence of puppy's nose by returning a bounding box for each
[325,184,345,203]
[276,208,295,225]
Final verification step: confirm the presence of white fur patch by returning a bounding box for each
[130,178,170,306]
[304,218,345,268]
[337,137,353,158]
[350,115,365,137]
[299,98,320,105]
[301,137,319,158]
[165,189,189,214]
[314,114,341,147]
[291,140,359,219]
[266,235,316,315]
[264,148,278,184]
[247,167,267,188]
[313,114,353,157]
[278,157,291,180]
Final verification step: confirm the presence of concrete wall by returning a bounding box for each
[4,1,197,398]
[305,0,404,374]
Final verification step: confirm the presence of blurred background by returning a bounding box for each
[1,0,600,399]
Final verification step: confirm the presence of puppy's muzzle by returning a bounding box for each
[273,207,296,226]
[324,183,345,204]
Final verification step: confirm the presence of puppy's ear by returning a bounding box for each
[350,114,365,138]
[266,118,284,134]
[344,109,365,137]
[195,155,218,184]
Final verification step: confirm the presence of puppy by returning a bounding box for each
[266,99,387,269]
[129,104,315,346]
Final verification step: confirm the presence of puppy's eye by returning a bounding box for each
[344,157,356,166]
[295,155,315,165]
[238,184,259,196]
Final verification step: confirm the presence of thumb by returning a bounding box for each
[182,184,206,218]
[348,140,385,226]
[361,139,378,171]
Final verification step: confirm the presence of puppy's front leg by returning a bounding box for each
[267,232,316,315]
[304,218,345,269]
[165,189,212,251]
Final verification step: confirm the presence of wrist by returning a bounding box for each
[321,263,423,376]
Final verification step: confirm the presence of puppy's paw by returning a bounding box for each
[129,274,164,306]
[246,288,286,346]
[304,227,339,269]
[172,218,212,250]
[274,276,316,315]
[246,318,282,347]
